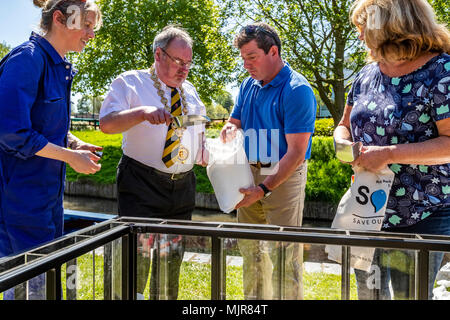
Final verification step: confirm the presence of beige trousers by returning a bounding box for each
[237,162,307,300]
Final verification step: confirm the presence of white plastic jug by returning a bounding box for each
[205,130,254,213]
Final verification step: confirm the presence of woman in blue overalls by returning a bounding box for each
[0,0,102,299]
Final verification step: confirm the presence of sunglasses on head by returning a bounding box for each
[242,25,276,40]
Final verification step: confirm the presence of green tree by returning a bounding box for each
[213,90,234,113]
[70,0,236,104]
[205,102,229,119]
[221,0,448,125]
[92,96,103,114]
[429,0,449,24]
[0,42,10,59]
[77,95,91,114]
[220,0,366,126]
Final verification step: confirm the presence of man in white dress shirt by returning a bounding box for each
[100,25,206,300]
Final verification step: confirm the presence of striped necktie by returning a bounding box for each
[162,88,183,168]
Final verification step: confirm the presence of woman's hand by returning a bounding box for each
[66,149,101,174]
[352,145,393,172]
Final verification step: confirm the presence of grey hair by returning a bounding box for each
[152,25,193,53]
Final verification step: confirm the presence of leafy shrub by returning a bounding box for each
[67,131,353,203]
[305,136,353,203]
[193,165,214,193]
[314,118,335,136]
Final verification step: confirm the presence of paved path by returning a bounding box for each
[183,252,354,275]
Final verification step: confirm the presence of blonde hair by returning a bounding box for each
[350,0,450,62]
[33,0,102,33]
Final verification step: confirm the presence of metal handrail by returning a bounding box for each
[1,217,449,300]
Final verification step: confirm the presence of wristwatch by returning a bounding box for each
[258,183,272,198]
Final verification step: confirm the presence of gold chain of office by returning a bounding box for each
[150,64,189,163]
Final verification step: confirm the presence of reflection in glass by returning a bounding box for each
[135,233,212,300]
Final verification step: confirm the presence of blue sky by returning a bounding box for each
[0,0,41,47]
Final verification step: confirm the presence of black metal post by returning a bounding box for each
[103,243,112,300]
[92,249,96,300]
[46,267,61,300]
[276,242,282,300]
[121,233,137,300]
[416,249,429,300]
[341,246,350,300]
[280,242,286,300]
[211,236,224,300]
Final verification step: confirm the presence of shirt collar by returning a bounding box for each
[30,32,68,66]
[253,61,291,88]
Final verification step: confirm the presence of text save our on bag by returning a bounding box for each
[325,166,395,271]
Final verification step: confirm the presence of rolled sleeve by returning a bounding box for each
[100,75,131,118]
[283,85,317,134]
[0,48,48,160]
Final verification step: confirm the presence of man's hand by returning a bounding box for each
[142,107,172,126]
[74,142,103,154]
[235,185,265,209]
[220,122,238,143]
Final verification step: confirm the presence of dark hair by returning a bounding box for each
[234,22,282,55]
[32,0,102,33]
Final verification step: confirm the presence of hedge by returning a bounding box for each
[68,121,352,204]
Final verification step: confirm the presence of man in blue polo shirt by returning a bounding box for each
[221,22,316,300]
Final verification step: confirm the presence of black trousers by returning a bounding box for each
[116,155,196,299]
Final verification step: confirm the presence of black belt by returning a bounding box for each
[122,155,192,181]
[250,162,272,169]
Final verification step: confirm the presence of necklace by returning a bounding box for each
[150,65,190,164]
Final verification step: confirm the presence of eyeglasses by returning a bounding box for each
[160,47,193,69]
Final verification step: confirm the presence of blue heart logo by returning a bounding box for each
[371,189,387,213]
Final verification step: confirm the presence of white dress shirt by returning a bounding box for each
[100,69,206,173]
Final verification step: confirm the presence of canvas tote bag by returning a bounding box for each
[325,166,395,271]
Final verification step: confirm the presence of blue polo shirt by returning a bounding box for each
[231,63,316,163]
[0,32,76,257]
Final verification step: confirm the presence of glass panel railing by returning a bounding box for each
[0,274,46,300]
[350,247,417,300]
[60,250,102,300]
[135,233,212,300]
[1,218,450,301]
[304,243,357,300]
[431,250,450,300]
